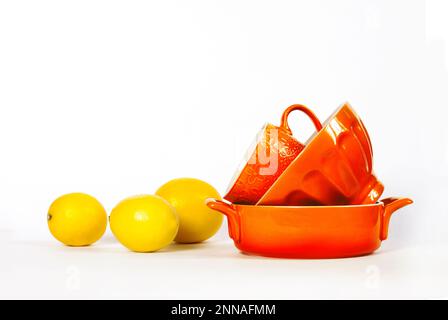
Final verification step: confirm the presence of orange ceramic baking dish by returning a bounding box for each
[207,198,413,259]
[224,104,322,205]
[257,102,384,206]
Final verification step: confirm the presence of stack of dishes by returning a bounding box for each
[207,103,412,258]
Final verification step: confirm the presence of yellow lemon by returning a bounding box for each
[109,195,179,252]
[48,193,107,246]
[155,178,223,244]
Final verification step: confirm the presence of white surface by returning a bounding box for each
[1,0,448,299]
[1,231,447,300]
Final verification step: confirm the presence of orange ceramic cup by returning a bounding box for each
[257,102,384,206]
[207,198,413,259]
[224,104,323,205]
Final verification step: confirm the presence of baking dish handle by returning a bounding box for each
[206,199,241,243]
[380,197,413,240]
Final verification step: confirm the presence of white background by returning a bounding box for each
[1,0,448,299]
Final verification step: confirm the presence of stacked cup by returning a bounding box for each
[207,103,412,258]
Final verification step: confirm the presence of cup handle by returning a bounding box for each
[380,197,413,240]
[280,104,323,135]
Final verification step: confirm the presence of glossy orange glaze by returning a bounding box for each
[257,102,384,206]
[224,104,322,204]
[207,198,413,259]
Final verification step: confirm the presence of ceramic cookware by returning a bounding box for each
[224,104,322,205]
[257,103,384,206]
[207,197,412,259]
